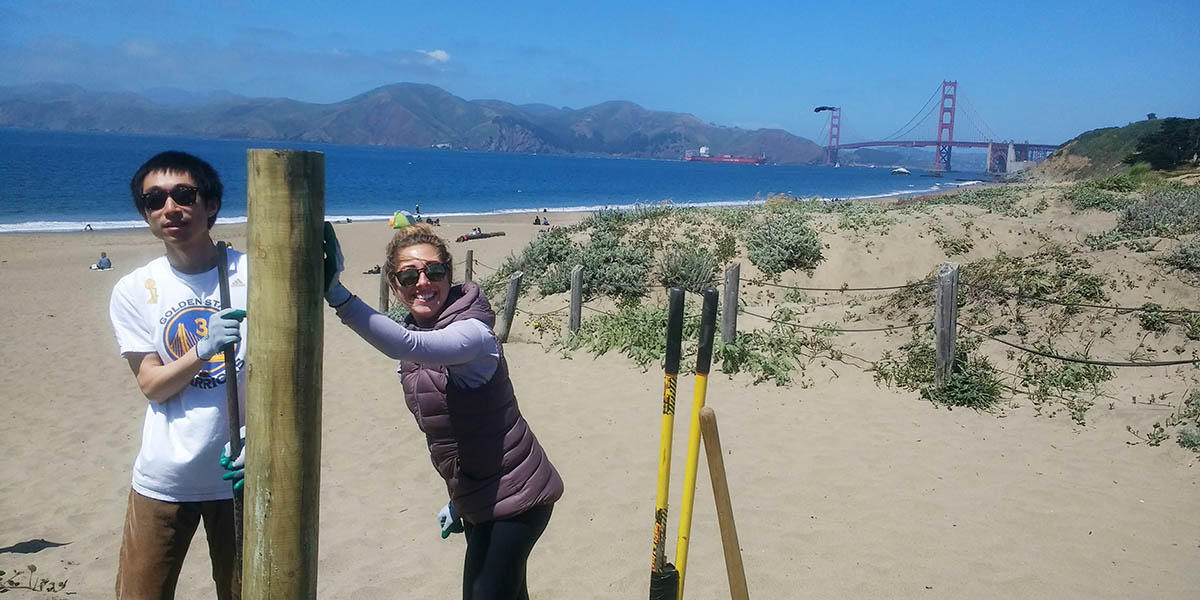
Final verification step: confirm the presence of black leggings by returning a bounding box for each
[461,504,553,600]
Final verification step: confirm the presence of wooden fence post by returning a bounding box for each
[245,149,325,600]
[934,262,960,388]
[721,263,740,344]
[464,249,474,283]
[569,264,583,332]
[378,270,389,312]
[494,270,523,343]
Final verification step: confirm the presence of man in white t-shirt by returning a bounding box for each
[109,151,246,600]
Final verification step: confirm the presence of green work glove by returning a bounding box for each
[195,308,246,360]
[220,425,246,493]
[437,502,464,539]
[323,222,351,307]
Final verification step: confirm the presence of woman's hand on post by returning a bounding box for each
[323,222,352,307]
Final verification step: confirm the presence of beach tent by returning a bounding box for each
[389,210,416,229]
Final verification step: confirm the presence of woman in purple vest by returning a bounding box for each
[322,221,564,600]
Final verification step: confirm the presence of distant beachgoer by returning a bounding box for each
[415,204,421,214]
[533,216,542,225]
[542,217,550,226]
[84,223,94,231]
[91,252,112,270]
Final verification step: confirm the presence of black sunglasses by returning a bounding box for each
[392,262,449,287]
[141,185,200,211]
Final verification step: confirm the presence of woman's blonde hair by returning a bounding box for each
[385,223,454,286]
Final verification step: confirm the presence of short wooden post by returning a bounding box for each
[378,270,389,312]
[464,249,474,283]
[934,262,960,387]
[700,407,750,600]
[569,264,583,332]
[245,149,325,600]
[494,270,523,343]
[721,263,740,344]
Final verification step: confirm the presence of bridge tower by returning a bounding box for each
[934,80,957,171]
[825,107,841,166]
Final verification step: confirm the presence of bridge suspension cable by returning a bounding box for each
[890,104,939,142]
[880,83,943,142]
[959,95,999,142]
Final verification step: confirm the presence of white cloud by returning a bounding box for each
[419,49,450,63]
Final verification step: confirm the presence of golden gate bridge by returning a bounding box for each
[815,81,1059,174]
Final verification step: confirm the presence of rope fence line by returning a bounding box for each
[746,279,936,292]
[740,308,931,333]
[961,281,1200,314]
[480,257,1197,375]
[514,304,571,319]
[959,324,1200,367]
[581,304,616,318]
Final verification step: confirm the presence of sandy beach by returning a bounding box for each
[2,198,1198,599]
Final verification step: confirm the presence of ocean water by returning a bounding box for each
[0,128,985,232]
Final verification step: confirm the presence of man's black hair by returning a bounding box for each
[130,151,224,229]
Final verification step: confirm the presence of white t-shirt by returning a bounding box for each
[109,251,248,502]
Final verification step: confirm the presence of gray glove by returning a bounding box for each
[437,502,464,538]
[323,222,352,307]
[196,308,246,360]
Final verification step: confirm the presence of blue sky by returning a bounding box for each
[1,0,1197,145]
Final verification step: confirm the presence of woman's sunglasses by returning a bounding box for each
[141,185,200,211]
[392,262,449,287]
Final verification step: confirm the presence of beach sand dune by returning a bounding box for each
[1,208,1197,599]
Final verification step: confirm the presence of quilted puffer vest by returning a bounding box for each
[399,282,564,523]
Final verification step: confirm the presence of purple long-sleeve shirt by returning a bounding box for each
[335,296,500,388]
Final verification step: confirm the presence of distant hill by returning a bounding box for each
[1032,119,1164,181]
[0,82,825,164]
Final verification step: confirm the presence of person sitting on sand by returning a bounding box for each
[108,151,246,600]
[533,216,542,225]
[320,221,564,599]
[91,251,113,270]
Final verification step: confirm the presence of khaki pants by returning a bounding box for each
[115,489,240,600]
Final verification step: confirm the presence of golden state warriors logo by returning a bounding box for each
[163,306,228,377]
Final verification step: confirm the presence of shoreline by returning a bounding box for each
[0,180,992,234]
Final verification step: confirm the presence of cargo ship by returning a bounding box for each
[684,146,766,165]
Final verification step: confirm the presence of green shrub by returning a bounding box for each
[743,205,824,275]
[924,357,1003,409]
[575,229,651,300]
[1117,186,1200,236]
[873,335,1001,410]
[386,302,410,324]
[832,202,897,231]
[556,300,700,369]
[713,232,738,265]
[657,248,716,293]
[1184,314,1200,340]
[1165,238,1200,273]
[1062,182,1132,212]
[1016,351,1113,425]
[1138,303,1169,333]
[938,234,974,256]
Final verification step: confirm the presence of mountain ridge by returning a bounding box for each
[0,82,825,164]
